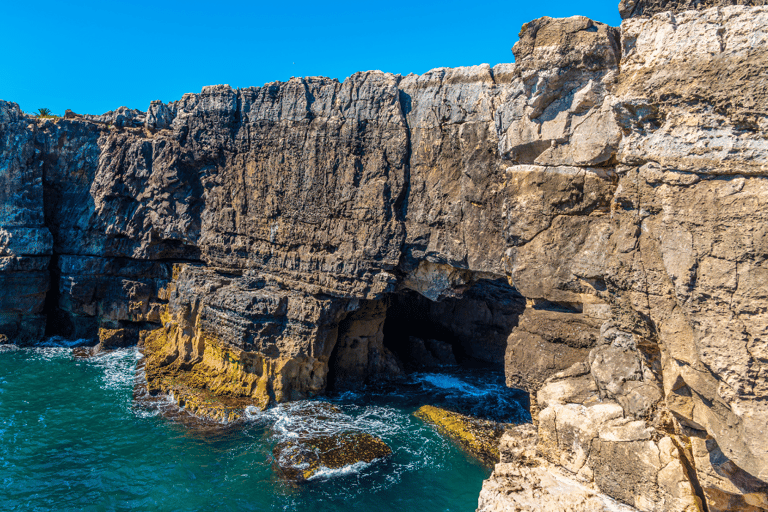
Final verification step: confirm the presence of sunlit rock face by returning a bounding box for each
[618,0,767,19]
[1,2,768,510]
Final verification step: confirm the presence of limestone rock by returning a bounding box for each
[689,433,768,511]
[327,299,402,390]
[0,100,52,342]
[145,100,174,131]
[505,307,602,393]
[497,16,621,167]
[400,64,506,276]
[619,0,768,19]
[616,7,768,175]
[143,265,351,411]
[273,431,392,482]
[477,425,639,512]
[83,106,145,127]
[415,405,506,466]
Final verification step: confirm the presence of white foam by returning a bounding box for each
[90,348,139,390]
[307,460,373,480]
[26,347,71,361]
[414,373,491,397]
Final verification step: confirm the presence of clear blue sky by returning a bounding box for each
[2,1,621,116]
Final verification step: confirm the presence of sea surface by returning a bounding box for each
[0,341,529,512]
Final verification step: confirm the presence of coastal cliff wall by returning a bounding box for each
[1,2,767,510]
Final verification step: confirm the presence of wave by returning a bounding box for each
[409,371,530,424]
[243,397,459,484]
[307,460,375,481]
[412,372,493,397]
[36,336,92,348]
[89,348,140,390]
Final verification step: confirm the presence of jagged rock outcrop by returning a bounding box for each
[478,425,639,512]
[482,5,768,512]
[619,0,767,18]
[0,102,52,342]
[0,2,767,511]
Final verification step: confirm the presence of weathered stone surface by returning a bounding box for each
[505,307,602,393]
[619,0,767,19]
[592,435,702,511]
[0,101,52,342]
[83,106,145,128]
[400,64,506,276]
[481,8,768,510]
[498,16,621,167]
[478,425,639,512]
[193,76,408,298]
[143,264,352,412]
[615,7,768,175]
[415,405,506,466]
[327,299,402,389]
[603,8,768,489]
[273,431,392,482]
[49,255,172,340]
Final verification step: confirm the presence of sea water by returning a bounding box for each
[0,343,529,512]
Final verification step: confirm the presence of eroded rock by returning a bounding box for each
[415,405,505,466]
[478,425,639,512]
[273,431,392,483]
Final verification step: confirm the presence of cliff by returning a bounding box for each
[1,2,767,510]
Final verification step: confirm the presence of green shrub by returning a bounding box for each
[36,108,57,118]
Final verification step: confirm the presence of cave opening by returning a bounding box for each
[381,278,526,371]
[325,277,531,422]
[326,278,527,393]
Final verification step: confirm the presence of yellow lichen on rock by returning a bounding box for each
[143,292,330,421]
[143,323,271,421]
[414,405,506,466]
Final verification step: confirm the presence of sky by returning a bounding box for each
[1,1,621,116]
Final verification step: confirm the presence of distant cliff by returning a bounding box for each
[1,2,767,511]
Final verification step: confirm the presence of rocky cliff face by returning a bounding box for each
[1,2,767,511]
[618,0,767,18]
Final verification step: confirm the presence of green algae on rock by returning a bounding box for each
[273,431,392,483]
[414,405,506,467]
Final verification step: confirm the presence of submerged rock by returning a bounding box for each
[273,431,392,483]
[414,405,505,467]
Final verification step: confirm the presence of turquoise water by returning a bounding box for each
[0,343,528,512]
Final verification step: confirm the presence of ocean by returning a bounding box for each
[0,342,528,512]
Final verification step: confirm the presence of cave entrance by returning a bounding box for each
[326,278,526,392]
[382,278,526,371]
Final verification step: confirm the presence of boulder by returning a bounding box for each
[273,431,392,482]
[414,405,505,466]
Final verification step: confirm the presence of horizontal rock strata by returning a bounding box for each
[1,2,767,510]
